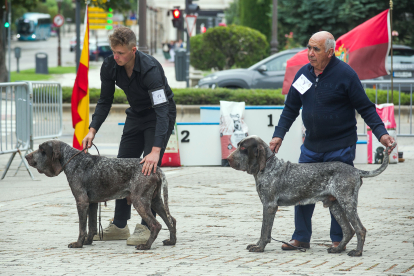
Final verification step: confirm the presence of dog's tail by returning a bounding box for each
[160,170,174,225]
[358,142,396,178]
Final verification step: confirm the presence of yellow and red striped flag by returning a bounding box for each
[71,7,89,150]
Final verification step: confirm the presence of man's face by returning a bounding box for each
[111,44,136,66]
[307,36,333,71]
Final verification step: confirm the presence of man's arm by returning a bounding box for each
[83,60,115,149]
[270,84,302,152]
[139,66,171,175]
[89,61,116,132]
[347,72,396,153]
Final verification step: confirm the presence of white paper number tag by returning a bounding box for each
[150,88,168,107]
[292,74,313,94]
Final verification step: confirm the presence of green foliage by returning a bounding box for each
[11,66,77,82]
[225,0,240,25]
[365,88,412,105]
[190,34,223,72]
[190,25,269,70]
[62,87,286,105]
[239,0,272,43]
[61,87,412,106]
[278,0,414,47]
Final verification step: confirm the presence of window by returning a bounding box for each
[264,53,297,71]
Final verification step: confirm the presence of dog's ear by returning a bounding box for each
[50,141,62,176]
[256,144,266,172]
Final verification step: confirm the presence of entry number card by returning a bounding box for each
[292,74,313,94]
[151,88,168,106]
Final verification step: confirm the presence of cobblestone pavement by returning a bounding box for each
[0,153,413,275]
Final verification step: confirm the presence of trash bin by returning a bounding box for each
[174,49,187,81]
[35,52,48,74]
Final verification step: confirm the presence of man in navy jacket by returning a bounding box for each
[270,31,396,250]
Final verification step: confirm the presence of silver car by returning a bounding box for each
[198,48,304,89]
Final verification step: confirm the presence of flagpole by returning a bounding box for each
[390,0,393,103]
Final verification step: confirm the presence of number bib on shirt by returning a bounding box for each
[148,86,168,107]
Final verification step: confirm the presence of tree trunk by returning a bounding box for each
[0,10,9,83]
[0,37,8,83]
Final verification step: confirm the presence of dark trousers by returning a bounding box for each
[114,101,176,226]
[292,144,356,243]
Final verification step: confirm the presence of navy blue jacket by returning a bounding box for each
[273,56,388,153]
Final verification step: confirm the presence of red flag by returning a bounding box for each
[282,9,390,95]
[71,7,89,150]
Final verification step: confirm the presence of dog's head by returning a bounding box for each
[25,140,63,177]
[227,135,269,175]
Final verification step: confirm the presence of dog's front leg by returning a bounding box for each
[84,203,98,245]
[68,198,89,248]
[247,203,278,252]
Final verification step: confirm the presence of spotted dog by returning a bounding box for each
[25,140,177,250]
[227,135,394,257]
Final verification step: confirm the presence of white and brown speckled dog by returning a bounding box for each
[227,135,394,257]
[25,140,177,250]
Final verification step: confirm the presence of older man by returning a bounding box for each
[270,31,396,250]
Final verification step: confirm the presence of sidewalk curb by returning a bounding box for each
[62,103,204,116]
[62,103,413,117]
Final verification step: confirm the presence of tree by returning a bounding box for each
[190,25,269,70]
[224,0,240,25]
[239,0,272,43]
[0,0,40,82]
[278,0,414,47]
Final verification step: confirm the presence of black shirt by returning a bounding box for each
[89,50,174,148]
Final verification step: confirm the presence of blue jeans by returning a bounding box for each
[291,144,356,243]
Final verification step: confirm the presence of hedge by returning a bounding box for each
[190,25,269,70]
[61,87,413,106]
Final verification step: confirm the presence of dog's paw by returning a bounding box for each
[136,244,151,250]
[246,244,257,250]
[162,239,176,246]
[248,245,264,253]
[83,238,93,245]
[347,249,362,257]
[68,242,83,248]
[327,247,343,254]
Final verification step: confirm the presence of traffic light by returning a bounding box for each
[171,8,183,29]
[186,0,199,14]
[106,8,113,30]
[4,22,10,28]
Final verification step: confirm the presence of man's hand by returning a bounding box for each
[269,137,283,153]
[380,134,396,155]
[82,128,97,153]
[140,147,161,176]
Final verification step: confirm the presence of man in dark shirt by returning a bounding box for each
[270,31,396,250]
[82,27,176,245]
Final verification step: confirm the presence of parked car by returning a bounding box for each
[198,48,305,89]
[198,45,414,91]
[89,42,112,61]
[367,45,414,92]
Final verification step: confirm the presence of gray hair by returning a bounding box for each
[325,38,336,52]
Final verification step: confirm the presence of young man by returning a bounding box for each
[82,27,176,245]
[270,31,396,250]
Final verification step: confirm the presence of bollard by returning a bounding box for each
[14,47,21,73]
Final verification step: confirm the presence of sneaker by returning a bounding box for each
[93,221,130,241]
[126,224,151,246]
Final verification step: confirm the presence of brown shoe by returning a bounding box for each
[281,239,310,250]
[331,241,346,250]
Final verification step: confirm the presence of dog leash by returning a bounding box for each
[271,237,307,252]
[59,143,100,174]
[59,144,106,241]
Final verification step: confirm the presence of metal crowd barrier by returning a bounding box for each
[360,79,413,137]
[28,81,63,148]
[1,81,63,180]
[0,82,34,179]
